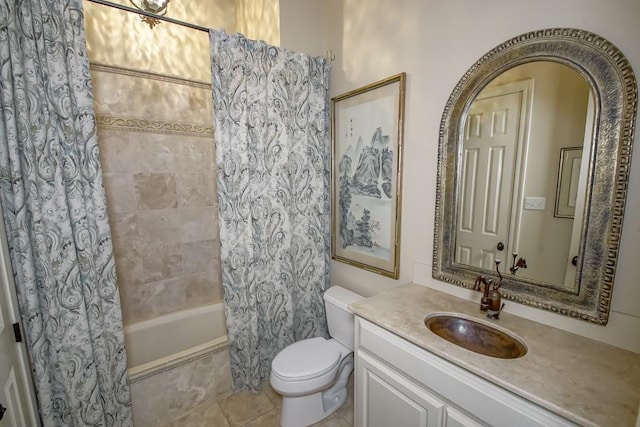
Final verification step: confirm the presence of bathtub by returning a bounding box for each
[125,303,232,425]
[124,303,228,379]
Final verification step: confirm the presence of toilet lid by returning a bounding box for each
[271,337,341,381]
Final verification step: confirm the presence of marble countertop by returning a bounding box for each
[349,283,640,427]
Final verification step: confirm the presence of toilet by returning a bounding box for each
[270,286,363,427]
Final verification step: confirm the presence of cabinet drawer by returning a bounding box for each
[356,318,575,427]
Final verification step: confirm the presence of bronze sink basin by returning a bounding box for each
[424,313,527,359]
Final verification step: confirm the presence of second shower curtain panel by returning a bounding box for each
[209,30,331,392]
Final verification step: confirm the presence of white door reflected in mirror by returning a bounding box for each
[454,61,592,291]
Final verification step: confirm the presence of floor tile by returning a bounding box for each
[311,412,351,427]
[217,391,274,427]
[165,399,230,427]
[243,408,280,427]
[250,377,354,427]
[262,382,283,408]
[156,373,354,426]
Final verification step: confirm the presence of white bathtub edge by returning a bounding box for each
[124,303,225,334]
[124,303,227,368]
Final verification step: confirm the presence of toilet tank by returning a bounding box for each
[324,286,364,350]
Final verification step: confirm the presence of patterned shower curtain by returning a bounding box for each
[0,1,132,425]
[209,30,331,391]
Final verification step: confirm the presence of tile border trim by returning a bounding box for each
[90,62,212,90]
[129,339,228,384]
[96,114,214,138]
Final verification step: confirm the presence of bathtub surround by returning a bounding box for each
[124,303,227,369]
[91,66,223,325]
[210,30,332,392]
[121,301,227,424]
[0,0,132,425]
[125,308,352,426]
[87,10,227,426]
[129,337,232,426]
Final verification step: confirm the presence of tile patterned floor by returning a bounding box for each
[161,376,354,427]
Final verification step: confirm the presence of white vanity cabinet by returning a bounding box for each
[354,317,576,427]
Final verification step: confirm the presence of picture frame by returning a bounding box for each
[554,146,583,218]
[331,73,406,279]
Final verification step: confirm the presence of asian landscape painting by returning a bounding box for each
[338,127,392,256]
[331,73,405,278]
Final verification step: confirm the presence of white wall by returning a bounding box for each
[235,0,280,46]
[279,0,329,57]
[280,0,640,353]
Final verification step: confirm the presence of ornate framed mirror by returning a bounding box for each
[433,28,637,324]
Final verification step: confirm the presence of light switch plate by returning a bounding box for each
[523,196,546,210]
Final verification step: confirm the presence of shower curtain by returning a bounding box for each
[209,30,331,391]
[0,0,132,425]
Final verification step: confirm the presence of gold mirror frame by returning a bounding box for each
[433,28,637,324]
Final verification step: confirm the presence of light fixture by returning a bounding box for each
[129,0,170,29]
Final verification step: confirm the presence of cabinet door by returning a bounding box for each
[445,407,484,427]
[356,350,445,427]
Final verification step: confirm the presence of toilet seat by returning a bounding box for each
[271,337,341,381]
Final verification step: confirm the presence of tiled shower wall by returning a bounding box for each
[91,66,223,325]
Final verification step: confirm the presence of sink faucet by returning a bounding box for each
[486,285,505,320]
[473,260,506,319]
[473,275,492,312]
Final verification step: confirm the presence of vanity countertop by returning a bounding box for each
[349,283,640,427]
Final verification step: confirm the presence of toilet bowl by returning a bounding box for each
[269,286,363,427]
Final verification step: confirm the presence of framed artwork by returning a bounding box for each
[331,73,406,279]
[554,146,583,218]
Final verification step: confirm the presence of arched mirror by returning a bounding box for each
[433,28,637,324]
